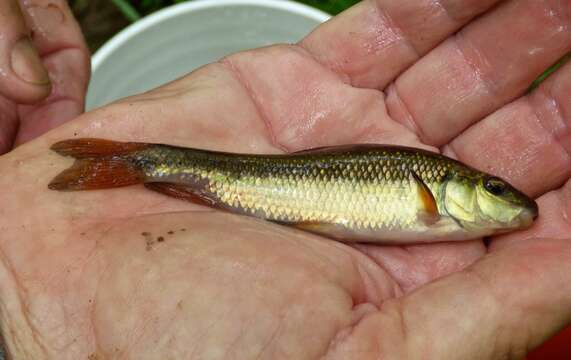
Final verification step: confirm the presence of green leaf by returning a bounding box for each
[115,0,360,17]
[294,0,361,14]
[111,0,142,22]
[529,53,571,92]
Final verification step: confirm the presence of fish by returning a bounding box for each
[48,138,538,243]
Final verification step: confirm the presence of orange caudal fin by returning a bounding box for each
[50,138,148,158]
[48,138,149,191]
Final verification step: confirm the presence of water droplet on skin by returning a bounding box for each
[528,47,544,56]
[25,3,66,42]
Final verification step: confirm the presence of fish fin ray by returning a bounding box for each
[144,183,220,208]
[49,158,144,191]
[49,138,148,191]
[287,221,351,240]
[292,221,328,231]
[51,138,149,159]
[410,170,440,225]
[292,146,344,155]
[291,144,378,155]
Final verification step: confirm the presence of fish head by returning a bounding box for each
[442,173,538,234]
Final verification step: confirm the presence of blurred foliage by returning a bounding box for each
[69,0,359,51]
[71,0,131,51]
[293,0,360,14]
[107,0,359,20]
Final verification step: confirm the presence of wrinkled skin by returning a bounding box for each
[0,0,571,359]
[0,0,89,153]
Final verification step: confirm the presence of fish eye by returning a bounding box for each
[484,177,507,196]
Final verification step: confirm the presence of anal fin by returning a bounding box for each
[144,183,220,208]
[289,221,356,241]
[293,221,330,232]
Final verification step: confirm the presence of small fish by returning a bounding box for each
[48,138,538,243]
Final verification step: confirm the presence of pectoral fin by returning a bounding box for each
[410,171,440,226]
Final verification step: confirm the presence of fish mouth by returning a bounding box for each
[518,201,539,228]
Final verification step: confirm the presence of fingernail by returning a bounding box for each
[10,38,50,86]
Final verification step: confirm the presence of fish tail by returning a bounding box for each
[48,138,149,191]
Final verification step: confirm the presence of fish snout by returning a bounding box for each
[519,200,539,228]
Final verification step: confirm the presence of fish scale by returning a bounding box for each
[138,146,456,232]
[146,146,457,234]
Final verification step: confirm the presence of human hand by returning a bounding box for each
[0,0,90,154]
[0,0,570,358]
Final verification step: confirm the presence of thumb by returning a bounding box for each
[14,0,90,145]
[0,0,51,104]
[326,237,571,359]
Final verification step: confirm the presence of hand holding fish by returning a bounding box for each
[0,0,570,359]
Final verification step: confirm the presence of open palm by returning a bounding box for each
[0,1,570,359]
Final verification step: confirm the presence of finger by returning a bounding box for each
[0,0,51,103]
[387,0,571,146]
[222,45,421,151]
[326,237,571,359]
[444,59,571,198]
[14,0,90,145]
[45,44,420,156]
[300,0,501,89]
